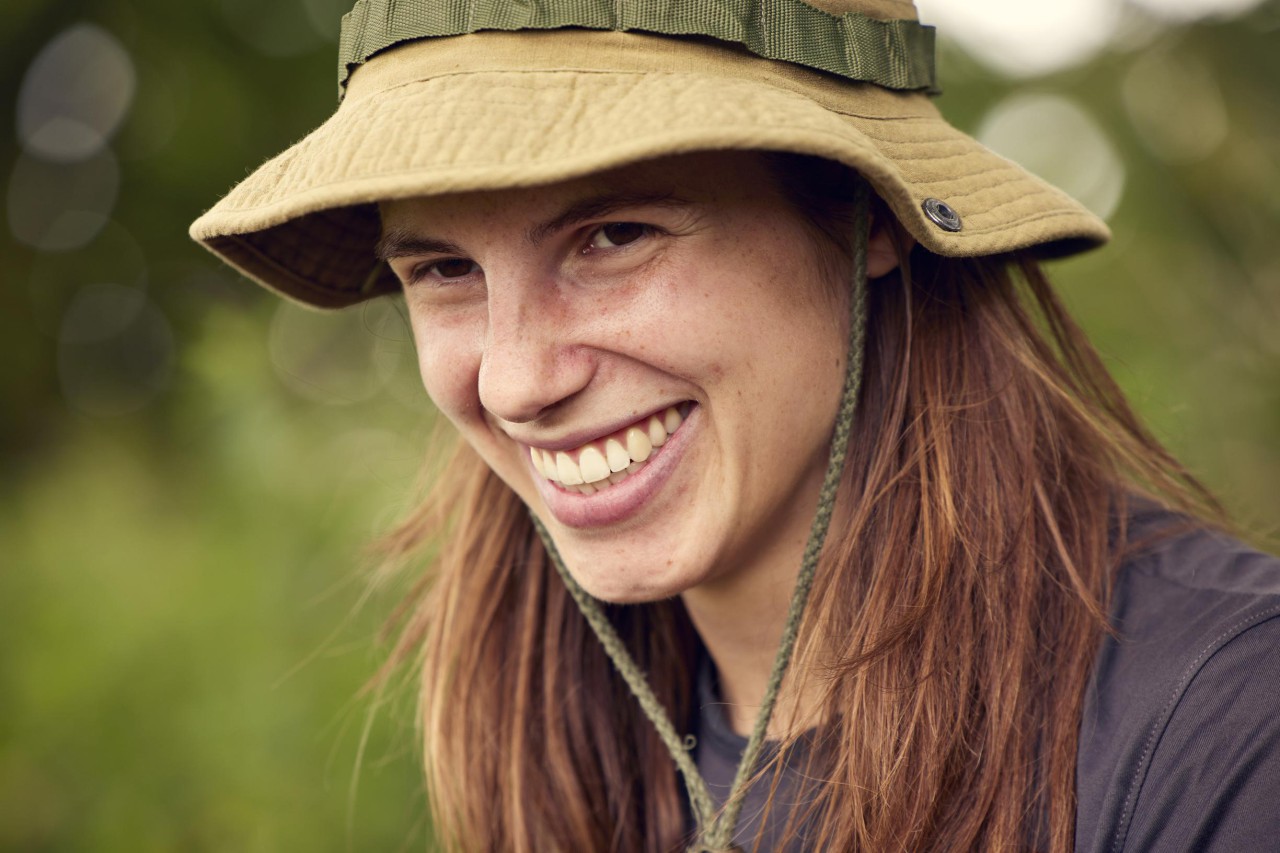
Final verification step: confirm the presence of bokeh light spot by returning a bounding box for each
[1130,0,1267,22]
[27,220,148,337]
[364,299,436,413]
[268,300,393,405]
[366,300,414,383]
[327,427,421,498]
[118,56,189,161]
[302,0,352,41]
[58,283,146,345]
[977,94,1126,221]
[57,290,175,417]
[1123,51,1228,165]
[17,23,136,163]
[7,148,120,251]
[915,0,1120,77]
[218,0,326,57]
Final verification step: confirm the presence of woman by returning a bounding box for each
[191,1,1280,850]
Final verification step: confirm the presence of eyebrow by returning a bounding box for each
[374,189,692,262]
[524,190,690,246]
[374,230,464,262]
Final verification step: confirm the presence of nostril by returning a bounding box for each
[477,283,599,423]
[477,346,595,425]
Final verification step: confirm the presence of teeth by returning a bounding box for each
[664,406,683,434]
[626,427,653,463]
[647,415,667,448]
[556,452,584,486]
[578,446,610,484]
[529,405,688,494]
[605,439,630,473]
[540,450,560,479]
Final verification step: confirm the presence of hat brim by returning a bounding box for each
[190,30,1109,309]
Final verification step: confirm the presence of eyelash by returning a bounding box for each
[411,258,478,283]
[404,221,659,286]
[583,222,656,252]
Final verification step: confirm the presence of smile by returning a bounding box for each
[527,404,690,495]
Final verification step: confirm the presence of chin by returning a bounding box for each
[562,549,708,605]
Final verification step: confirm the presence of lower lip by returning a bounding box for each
[532,405,700,529]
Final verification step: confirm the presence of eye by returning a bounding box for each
[586,222,650,251]
[413,258,479,282]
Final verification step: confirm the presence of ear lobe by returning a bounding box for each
[866,215,913,279]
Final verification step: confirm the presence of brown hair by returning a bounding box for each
[374,156,1221,851]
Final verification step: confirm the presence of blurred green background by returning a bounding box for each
[1,1,1277,850]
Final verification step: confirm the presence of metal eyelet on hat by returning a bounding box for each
[922,197,963,233]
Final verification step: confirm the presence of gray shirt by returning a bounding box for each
[692,509,1280,851]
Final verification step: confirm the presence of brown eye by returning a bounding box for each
[428,258,478,279]
[588,222,649,250]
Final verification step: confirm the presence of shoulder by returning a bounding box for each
[1076,508,1280,853]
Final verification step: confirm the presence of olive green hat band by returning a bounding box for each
[338,0,937,98]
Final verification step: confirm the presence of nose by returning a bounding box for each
[477,271,594,424]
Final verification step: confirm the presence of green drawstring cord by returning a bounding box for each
[532,182,872,852]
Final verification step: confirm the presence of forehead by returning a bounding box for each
[378,151,780,233]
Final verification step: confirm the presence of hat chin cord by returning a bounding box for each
[531,183,871,853]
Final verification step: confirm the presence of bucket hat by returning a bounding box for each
[189,0,1110,309]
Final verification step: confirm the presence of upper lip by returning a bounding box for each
[498,402,691,452]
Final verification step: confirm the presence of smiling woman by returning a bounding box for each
[380,153,877,604]
[190,2,1280,851]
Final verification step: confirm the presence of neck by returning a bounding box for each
[680,497,820,738]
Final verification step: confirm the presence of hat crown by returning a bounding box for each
[191,0,1107,310]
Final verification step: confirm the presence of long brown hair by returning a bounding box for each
[375,158,1221,852]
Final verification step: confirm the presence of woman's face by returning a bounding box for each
[381,152,866,603]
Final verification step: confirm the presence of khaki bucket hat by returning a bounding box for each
[190,0,1111,309]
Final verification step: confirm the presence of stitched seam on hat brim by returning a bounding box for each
[940,184,1068,210]
[201,193,1094,243]
[953,209,1106,238]
[202,131,1051,219]
[899,164,1058,195]
[201,172,1087,236]
[198,126,886,215]
[199,179,1091,239]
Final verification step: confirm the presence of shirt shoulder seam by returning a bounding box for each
[1109,605,1280,853]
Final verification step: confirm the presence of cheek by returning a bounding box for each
[410,316,483,425]
[658,245,845,430]
[647,261,836,386]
